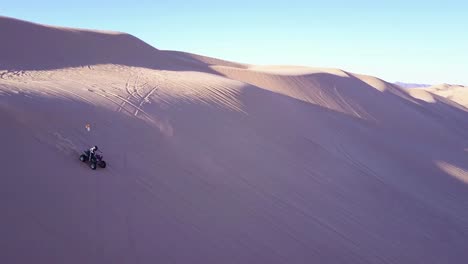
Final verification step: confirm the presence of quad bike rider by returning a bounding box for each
[80,145,107,170]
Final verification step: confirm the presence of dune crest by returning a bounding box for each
[421,84,468,108]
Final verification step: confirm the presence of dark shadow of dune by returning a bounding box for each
[161,81,468,263]
[162,50,249,69]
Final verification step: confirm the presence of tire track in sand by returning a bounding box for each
[118,74,143,113]
[134,87,158,117]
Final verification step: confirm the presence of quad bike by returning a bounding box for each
[80,150,107,170]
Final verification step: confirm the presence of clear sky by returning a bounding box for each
[2,0,467,85]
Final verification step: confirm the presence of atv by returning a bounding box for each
[80,150,107,170]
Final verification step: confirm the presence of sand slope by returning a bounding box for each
[1,16,468,264]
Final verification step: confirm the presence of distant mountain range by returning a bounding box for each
[394,82,432,88]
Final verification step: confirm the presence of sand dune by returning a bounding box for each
[0,16,218,72]
[1,16,468,264]
[421,84,468,108]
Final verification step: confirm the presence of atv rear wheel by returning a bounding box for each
[90,162,97,170]
[80,154,87,162]
[98,161,106,168]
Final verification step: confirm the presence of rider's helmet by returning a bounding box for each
[94,145,98,151]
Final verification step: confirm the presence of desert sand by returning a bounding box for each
[1,16,468,264]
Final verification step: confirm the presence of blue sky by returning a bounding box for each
[2,0,467,84]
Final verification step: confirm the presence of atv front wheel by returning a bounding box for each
[90,162,97,170]
[98,161,106,168]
